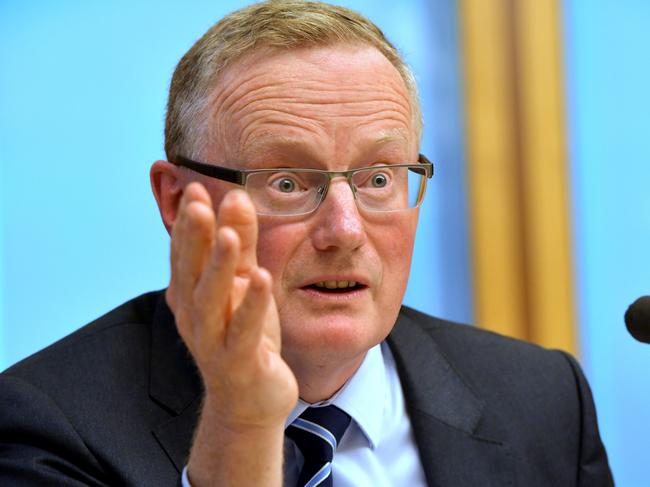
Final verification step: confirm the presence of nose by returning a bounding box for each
[310,178,367,252]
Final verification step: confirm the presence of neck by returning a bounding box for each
[285,351,367,404]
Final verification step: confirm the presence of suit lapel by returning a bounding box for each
[148,295,202,472]
[387,311,514,487]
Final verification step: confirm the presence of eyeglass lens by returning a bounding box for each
[245,166,426,216]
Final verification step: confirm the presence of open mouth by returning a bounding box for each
[304,280,367,293]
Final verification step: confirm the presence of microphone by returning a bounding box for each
[625,296,650,344]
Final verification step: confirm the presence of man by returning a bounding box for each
[0,1,613,486]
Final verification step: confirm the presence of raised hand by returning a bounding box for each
[166,182,298,486]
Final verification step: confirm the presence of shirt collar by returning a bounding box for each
[285,343,387,450]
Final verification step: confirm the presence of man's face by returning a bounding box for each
[205,44,420,369]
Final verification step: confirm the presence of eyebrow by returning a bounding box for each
[240,134,314,165]
[371,129,409,145]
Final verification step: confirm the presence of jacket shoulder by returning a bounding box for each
[399,305,565,364]
[394,309,613,485]
[395,305,588,416]
[3,290,163,380]
[0,290,181,486]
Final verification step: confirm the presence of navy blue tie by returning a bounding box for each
[286,405,351,487]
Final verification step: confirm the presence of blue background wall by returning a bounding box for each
[564,1,650,484]
[1,1,648,485]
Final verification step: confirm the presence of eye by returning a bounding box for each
[270,175,299,193]
[278,178,296,192]
[370,172,389,188]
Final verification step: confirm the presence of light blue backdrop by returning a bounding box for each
[1,1,648,485]
[564,1,650,485]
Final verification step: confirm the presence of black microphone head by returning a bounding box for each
[625,296,650,344]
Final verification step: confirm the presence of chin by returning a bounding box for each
[280,309,390,363]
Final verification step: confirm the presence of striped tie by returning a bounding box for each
[286,405,351,487]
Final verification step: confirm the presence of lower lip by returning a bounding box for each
[298,286,369,302]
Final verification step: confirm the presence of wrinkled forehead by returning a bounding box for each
[206,44,417,165]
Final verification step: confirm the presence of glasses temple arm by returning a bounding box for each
[172,156,244,185]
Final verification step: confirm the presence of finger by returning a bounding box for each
[177,181,214,216]
[169,184,216,313]
[216,189,259,274]
[192,226,241,338]
[225,267,272,355]
[170,183,212,275]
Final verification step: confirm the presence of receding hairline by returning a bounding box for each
[164,0,422,161]
[208,41,413,104]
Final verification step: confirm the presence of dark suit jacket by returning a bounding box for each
[0,291,613,486]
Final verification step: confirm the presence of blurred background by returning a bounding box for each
[1,0,648,484]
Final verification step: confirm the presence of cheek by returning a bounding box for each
[256,222,304,288]
[374,215,418,293]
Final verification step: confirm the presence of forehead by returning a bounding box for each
[208,44,416,165]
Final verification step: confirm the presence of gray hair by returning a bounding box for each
[164,0,422,161]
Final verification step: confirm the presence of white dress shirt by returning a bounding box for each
[183,342,428,487]
[283,342,427,486]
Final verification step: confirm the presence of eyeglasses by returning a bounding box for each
[172,154,434,216]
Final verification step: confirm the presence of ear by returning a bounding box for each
[150,160,184,235]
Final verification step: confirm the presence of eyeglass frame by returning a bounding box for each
[171,154,434,215]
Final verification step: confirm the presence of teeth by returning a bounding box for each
[314,280,358,289]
